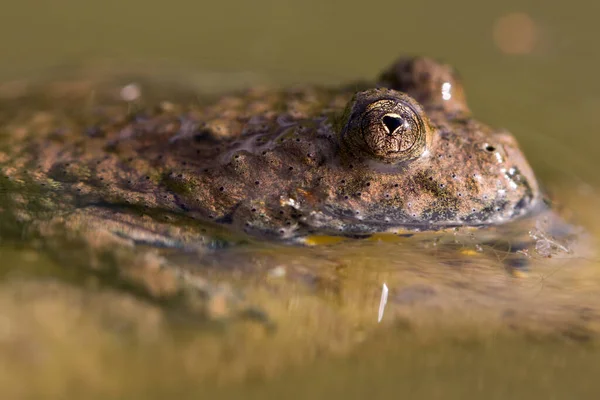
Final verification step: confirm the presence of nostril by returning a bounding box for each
[382,114,403,134]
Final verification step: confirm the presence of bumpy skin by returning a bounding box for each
[0,57,540,240]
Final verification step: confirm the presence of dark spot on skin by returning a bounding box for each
[251,208,256,212]
[366,182,371,187]
[288,166,294,171]
[428,177,433,181]
[145,176,150,179]
[394,183,399,188]
[255,181,260,185]
[344,195,349,200]
[341,180,346,184]
[219,186,224,191]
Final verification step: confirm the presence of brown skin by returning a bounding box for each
[0,57,540,241]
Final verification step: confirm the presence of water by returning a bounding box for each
[1,0,600,398]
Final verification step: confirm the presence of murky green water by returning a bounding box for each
[1,0,600,399]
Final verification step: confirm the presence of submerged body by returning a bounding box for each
[0,57,540,241]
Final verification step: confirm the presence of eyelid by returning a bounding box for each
[365,98,420,117]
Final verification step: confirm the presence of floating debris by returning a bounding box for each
[120,83,141,102]
[378,283,388,323]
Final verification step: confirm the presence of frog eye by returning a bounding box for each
[340,89,431,163]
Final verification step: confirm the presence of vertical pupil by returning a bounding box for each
[382,115,403,134]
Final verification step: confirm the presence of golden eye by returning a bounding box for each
[340,89,432,163]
